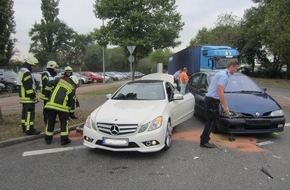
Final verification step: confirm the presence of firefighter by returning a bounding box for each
[17,56,40,135]
[62,66,73,79]
[39,60,59,123]
[44,75,79,145]
[62,66,79,119]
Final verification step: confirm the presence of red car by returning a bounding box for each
[79,71,103,83]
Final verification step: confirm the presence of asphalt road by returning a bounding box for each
[0,115,289,190]
[0,83,289,190]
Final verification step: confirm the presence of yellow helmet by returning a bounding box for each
[25,56,38,66]
[64,66,73,72]
[47,61,59,69]
[70,75,79,86]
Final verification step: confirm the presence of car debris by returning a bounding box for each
[261,167,273,179]
[256,141,273,147]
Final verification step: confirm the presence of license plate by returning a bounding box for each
[102,137,129,146]
[246,119,270,126]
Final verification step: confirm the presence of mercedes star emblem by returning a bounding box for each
[110,125,119,135]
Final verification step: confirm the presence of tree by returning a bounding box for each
[190,13,241,48]
[261,0,290,78]
[107,47,128,71]
[239,0,290,78]
[29,0,77,66]
[93,0,183,59]
[83,43,104,71]
[149,48,173,70]
[0,0,16,65]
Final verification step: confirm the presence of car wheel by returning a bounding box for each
[93,79,97,83]
[163,121,172,150]
[6,84,14,93]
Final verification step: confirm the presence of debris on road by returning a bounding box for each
[261,167,273,179]
[256,141,273,147]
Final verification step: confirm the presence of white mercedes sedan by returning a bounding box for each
[83,73,195,153]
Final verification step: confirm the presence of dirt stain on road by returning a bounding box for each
[66,128,265,153]
[173,129,265,153]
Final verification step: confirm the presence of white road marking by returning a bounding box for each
[285,123,290,127]
[22,145,85,157]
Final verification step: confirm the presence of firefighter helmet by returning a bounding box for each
[25,56,39,66]
[64,66,73,72]
[46,61,59,69]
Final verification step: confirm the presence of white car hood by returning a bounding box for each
[92,100,166,124]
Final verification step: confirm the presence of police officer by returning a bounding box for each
[17,56,40,135]
[39,60,59,123]
[200,61,239,148]
[44,75,79,145]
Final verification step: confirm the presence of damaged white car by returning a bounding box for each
[83,73,195,153]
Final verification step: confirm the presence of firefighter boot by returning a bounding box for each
[26,127,41,136]
[45,135,53,145]
[61,136,71,145]
[69,113,78,119]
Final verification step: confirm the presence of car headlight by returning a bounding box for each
[148,116,163,131]
[85,115,92,128]
[220,111,242,118]
[139,122,150,133]
[138,116,163,133]
[270,110,284,117]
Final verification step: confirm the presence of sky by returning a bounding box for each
[12,0,255,60]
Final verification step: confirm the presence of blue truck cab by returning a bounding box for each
[168,45,240,75]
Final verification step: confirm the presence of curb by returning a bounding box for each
[0,123,84,148]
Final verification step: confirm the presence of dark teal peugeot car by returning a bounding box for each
[186,71,285,135]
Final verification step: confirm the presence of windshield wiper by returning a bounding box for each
[225,90,262,94]
[239,90,262,93]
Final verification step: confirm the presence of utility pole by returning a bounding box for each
[102,19,106,83]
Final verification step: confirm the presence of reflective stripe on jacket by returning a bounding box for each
[40,71,56,100]
[44,78,75,112]
[18,68,37,104]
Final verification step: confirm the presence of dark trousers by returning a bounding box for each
[200,97,220,145]
[45,109,69,140]
[21,103,35,132]
[43,100,48,123]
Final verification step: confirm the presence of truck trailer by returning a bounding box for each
[168,45,240,75]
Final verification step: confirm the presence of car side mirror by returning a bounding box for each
[106,94,112,99]
[173,94,184,100]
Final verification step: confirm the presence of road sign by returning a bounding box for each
[128,55,135,63]
[127,46,136,55]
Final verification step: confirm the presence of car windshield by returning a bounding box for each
[4,70,17,79]
[215,58,239,69]
[225,75,262,93]
[112,82,165,100]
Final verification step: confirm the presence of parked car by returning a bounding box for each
[83,73,195,153]
[105,72,119,81]
[186,71,285,134]
[74,73,91,84]
[0,82,5,92]
[79,71,103,83]
[96,72,113,82]
[0,70,18,93]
